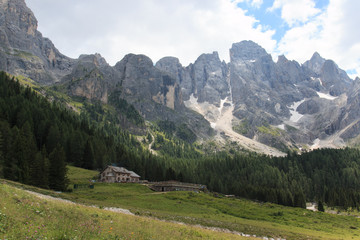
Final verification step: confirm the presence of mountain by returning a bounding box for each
[0,0,74,84]
[1,0,359,155]
[156,41,358,152]
[0,0,212,140]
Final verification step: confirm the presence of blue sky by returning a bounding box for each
[236,0,330,42]
[26,0,359,78]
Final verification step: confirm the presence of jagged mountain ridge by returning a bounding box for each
[156,41,359,151]
[0,0,213,141]
[1,0,359,154]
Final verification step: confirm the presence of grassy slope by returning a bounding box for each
[2,166,360,239]
[0,181,254,240]
[64,166,360,240]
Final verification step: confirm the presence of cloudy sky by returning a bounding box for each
[26,0,359,78]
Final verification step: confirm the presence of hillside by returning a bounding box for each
[0,180,253,240]
[2,167,360,240]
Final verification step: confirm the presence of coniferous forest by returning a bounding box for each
[1,71,360,210]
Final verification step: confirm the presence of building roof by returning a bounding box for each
[129,171,140,178]
[102,166,140,178]
[111,166,131,174]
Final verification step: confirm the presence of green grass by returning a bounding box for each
[3,166,360,239]
[257,125,282,137]
[0,181,252,240]
[232,120,250,135]
[58,166,360,240]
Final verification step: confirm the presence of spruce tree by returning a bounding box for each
[19,121,37,184]
[48,145,68,191]
[318,200,325,212]
[46,124,61,154]
[6,126,22,181]
[30,147,49,189]
[0,131,3,178]
[82,138,95,169]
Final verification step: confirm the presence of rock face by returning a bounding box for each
[0,0,213,140]
[1,0,360,153]
[156,40,360,151]
[0,0,74,84]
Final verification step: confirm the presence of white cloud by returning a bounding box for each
[26,0,275,66]
[232,0,263,8]
[277,0,360,78]
[268,0,321,27]
[250,0,263,8]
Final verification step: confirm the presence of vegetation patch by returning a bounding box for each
[257,125,281,137]
[232,119,250,135]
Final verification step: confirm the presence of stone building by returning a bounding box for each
[100,166,140,183]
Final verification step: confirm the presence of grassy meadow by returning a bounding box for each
[1,166,360,239]
[0,181,255,240]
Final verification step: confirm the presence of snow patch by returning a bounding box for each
[277,124,285,130]
[316,92,337,100]
[311,77,323,86]
[249,59,256,63]
[288,99,305,123]
[210,122,217,129]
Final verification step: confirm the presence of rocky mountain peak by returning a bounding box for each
[277,55,289,64]
[116,53,153,70]
[196,51,221,63]
[155,56,183,81]
[303,52,326,74]
[78,53,109,68]
[0,0,38,48]
[0,0,75,84]
[230,40,268,62]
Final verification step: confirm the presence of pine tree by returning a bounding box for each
[30,147,49,189]
[82,138,95,169]
[318,200,325,212]
[46,124,61,154]
[19,121,37,184]
[68,130,85,167]
[165,167,176,181]
[48,145,68,191]
[5,126,22,181]
[0,130,3,178]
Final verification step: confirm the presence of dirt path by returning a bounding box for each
[148,132,158,155]
[24,189,134,215]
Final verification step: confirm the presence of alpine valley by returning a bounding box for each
[4,1,360,239]
[1,0,360,156]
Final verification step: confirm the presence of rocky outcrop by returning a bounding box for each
[0,0,74,84]
[114,54,183,111]
[156,51,228,106]
[61,54,116,103]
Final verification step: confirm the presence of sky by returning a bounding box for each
[26,0,359,79]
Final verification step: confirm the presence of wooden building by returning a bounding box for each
[100,166,140,183]
[148,181,207,192]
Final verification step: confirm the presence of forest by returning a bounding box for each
[1,71,360,210]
